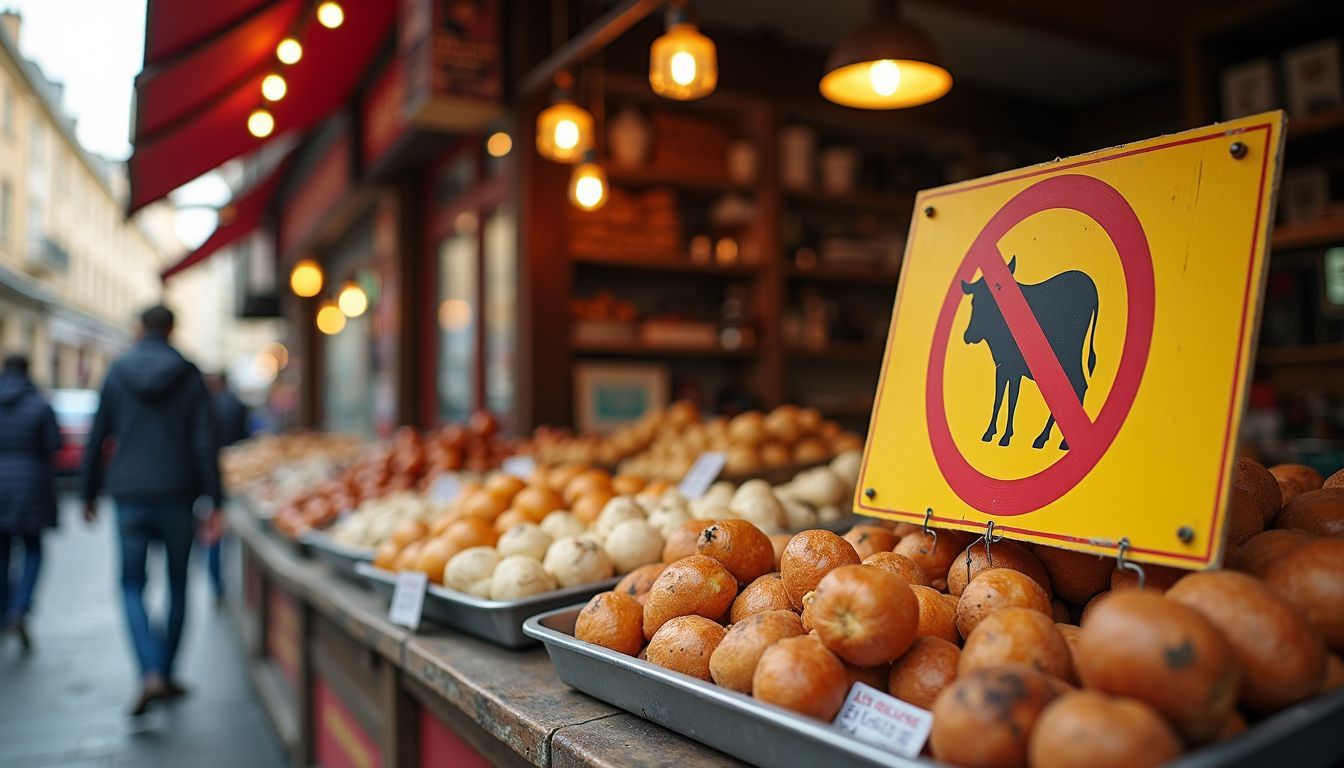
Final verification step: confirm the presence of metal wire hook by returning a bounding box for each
[984,520,1004,567]
[1116,537,1146,591]
[922,508,939,551]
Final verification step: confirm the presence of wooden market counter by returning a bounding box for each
[227,503,746,768]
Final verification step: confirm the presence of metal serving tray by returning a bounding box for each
[525,606,1344,768]
[300,530,373,581]
[524,605,911,768]
[355,563,617,649]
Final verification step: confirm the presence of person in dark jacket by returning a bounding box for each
[80,304,222,716]
[0,353,60,652]
[204,372,250,600]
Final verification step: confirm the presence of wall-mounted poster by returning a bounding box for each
[1283,39,1343,117]
[1280,167,1331,224]
[1220,58,1277,120]
[573,363,669,433]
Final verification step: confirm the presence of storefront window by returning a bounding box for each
[484,207,516,426]
[437,228,477,423]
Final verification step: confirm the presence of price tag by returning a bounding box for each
[427,474,461,504]
[388,571,428,631]
[677,452,727,500]
[831,682,933,758]
[501,455,536,479]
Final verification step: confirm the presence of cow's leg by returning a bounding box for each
[998,377,1020,447]
[1059,377,1088,450]
[1033,416,1055,449]
[982,373,1006,442]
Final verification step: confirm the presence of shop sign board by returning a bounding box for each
[266,586,302,688]
[856,113,1285,569]
[419,707,492,768]
[315,677,383,768]
[399,0,503,132]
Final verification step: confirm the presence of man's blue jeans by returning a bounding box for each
[0,533,42,621]
[116,500,195,680]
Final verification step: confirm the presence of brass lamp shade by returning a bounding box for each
[820,8,951,109]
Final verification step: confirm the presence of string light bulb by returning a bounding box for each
[316,1,344,29]
[649,6,717,100]
[261,74,287,102]
[486,131,512,158]
[247,108,275,138]
[568,151,607,211]
[289,259,324,297]
[316,301,346,335]
[276,38,303,65]
[337,281,368,318]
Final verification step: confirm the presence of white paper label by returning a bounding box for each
[501,455,536,479]
[388,570,428,630]
[677,452,727,500]
[427,474,461,504]
[832,682,933,758]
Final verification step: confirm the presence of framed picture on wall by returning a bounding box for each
[1220,58,1277,120]
[573,363,670,433]
[1283,39,1343,117]
[1322,247,1344,317]
[1280,167,1330,224]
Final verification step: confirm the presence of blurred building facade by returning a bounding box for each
[0,11,173,388]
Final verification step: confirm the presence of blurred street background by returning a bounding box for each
[0,494,284,768]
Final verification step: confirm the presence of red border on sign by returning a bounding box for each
[926,174,1155,515]
[858,122,1275,564]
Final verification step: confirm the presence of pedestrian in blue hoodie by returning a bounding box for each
[80,304,222,716]
[0,353,60,653]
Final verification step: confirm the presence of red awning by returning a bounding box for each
[144,0,276,68]
[159,155,291,281]
[129,0,395,215]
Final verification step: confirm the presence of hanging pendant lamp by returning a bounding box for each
[820,0,951,109]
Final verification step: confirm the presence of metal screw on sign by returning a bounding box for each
[922,508,939,551]
[923,206,936,218]
[1229,141,1247,159]
[1176,526,1195,544]
[1116,537,1146,591]
[864,487,876,500]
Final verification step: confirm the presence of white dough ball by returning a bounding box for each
[497,523,553,561]
[489,555,557,600]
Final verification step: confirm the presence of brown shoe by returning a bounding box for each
[129,675,168,717]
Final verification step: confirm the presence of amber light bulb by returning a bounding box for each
[649,8,717,101]
[568,152,607,211]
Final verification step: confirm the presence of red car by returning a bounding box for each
[50,388,100,475]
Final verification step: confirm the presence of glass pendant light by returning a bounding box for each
[535,72,594,164]
[649,4,717,100]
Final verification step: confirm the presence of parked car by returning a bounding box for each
[50,388,99,475]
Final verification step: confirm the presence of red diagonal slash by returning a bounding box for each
[973,247,1093,446]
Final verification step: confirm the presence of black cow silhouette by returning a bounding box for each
[960,256,1099,449]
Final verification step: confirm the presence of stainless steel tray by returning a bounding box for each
[300,530,373,581]
[525,606,1344,768]
[355,563,617,649]
[524,605,913,768]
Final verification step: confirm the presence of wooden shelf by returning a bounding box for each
[1273,219,1344,250]
[606,166,752,193]
[812,403,875,420]
[1286,108,1344,141]
[571,253,759,278]
[786,343,885,363]
[571,341,757,359]
[785,188,914,214]
[785,264,900,284]
[1258,344,1344,366]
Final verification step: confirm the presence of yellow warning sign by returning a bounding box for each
[855,112,1285,569]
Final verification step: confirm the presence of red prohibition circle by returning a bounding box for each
[926,174,1156,515]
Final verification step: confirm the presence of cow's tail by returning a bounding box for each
[1086,302,1098,376]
